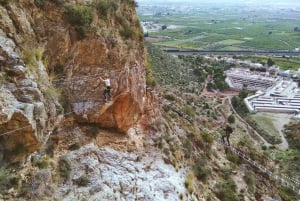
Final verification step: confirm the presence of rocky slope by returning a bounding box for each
[0,1,298,201]
[0,0,155,162]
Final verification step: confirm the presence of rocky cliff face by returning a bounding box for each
[0,0,153,162]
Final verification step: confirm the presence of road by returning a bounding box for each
[165,49,300,56]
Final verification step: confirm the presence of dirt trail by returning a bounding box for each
[260,112,291,151]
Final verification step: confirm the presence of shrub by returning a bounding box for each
[227,114,235,124]
[183,105,195,118]
[48,0,63,6]
[163,93,176,101]
[0,0,10,6]
[215,179,239,201]
[193,156,211,182]
[96,0,118,18]
[124,0,138,7]
[220,166,232,179]
[74,176,90,187]
[162,104,171,113]
[278,186,298,201]
[226,152,240,165]
[0,73,8,85]
[34,157,50,169]
[64,5,95,39]
[34,0,46,8]
[116,14,127,27]
[89,124,100,137]
[184,172,194,193]
[183,138,193,158]
[22,49,38,69]
[201,131,214,145]
[68,143,81,151]
[58,157,71,182]
[0,168,20,191]
[35,0,63,8]
[0,168,10,190]
[119,25,136,39]
[243,170,256,190]
[146,57,156,87]
[44,86,61,100]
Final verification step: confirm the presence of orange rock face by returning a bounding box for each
[36,1,148,133]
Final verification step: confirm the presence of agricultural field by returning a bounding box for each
[237,55,300,70]
[137,1,300,51]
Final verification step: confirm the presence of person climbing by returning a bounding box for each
[222,123,234,146]
[100,73,111,102]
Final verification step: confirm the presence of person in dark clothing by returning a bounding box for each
[222,123,234,146]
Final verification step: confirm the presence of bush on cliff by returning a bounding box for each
[64,5,95,39]
[96,0,118,19]
[0,0,10,6]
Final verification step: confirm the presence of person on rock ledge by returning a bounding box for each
[100,73,112,102]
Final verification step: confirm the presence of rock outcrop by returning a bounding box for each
[0,0,152,161]
[56,143,186,201]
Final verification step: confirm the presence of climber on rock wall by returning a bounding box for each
[100,73,112,102]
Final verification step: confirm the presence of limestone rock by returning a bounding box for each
[6,65,25,77]
[56,143,186,201]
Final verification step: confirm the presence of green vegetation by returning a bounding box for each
[139,6,300,51]
[124,0,138,8]
[0,0,10,6]
[231,89,249,117]
[226,151,240,165]
[0,167,21,191]
[163,93,176,101]
[0,73,8,85]
[119,24,136,39]
[182,105,195,118]
[246,113,282,144]
[34,0,63,8]
[0,167,10,190]
[44,86,61,101]
[95,0,118,19]
[243,170,256,191]
[145,57,156,87]
[68,143,81,151]
[238,55,300,71]
[275,122,300,179]
[227,114,235,124]
[88,124,100,137]
[34,156,51,169]
[184,171,195,193]
[193,157,211,182]
[146,43,204,87]
[74,176,90,187]
[284,122,300,149]
[64,4,95,39]
[34,0,46,8]
[58,157,71,182]
[278,186,299,201]
[215,179,239,201]
[21,47,44,72]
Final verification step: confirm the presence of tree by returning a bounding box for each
[267,58,275,67]
[227,114,235,124]
[238,88,248,99]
